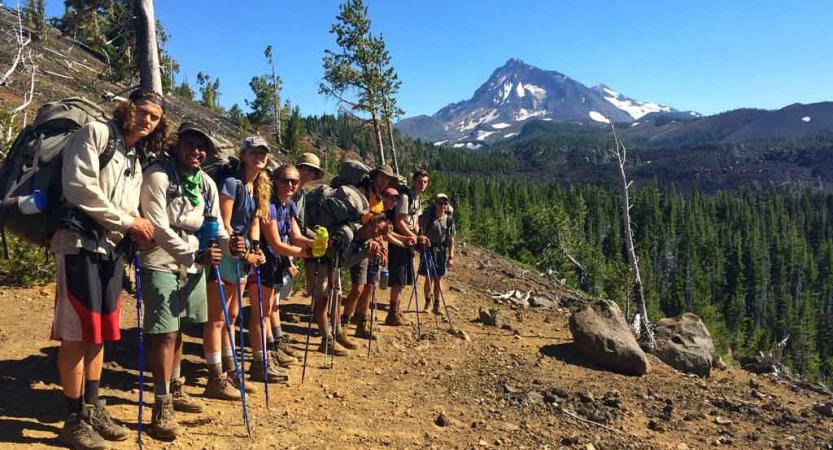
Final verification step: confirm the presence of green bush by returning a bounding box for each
[0,235,54,287]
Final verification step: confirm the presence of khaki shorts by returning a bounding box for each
[304,258,337,300]
[141,269,207,335]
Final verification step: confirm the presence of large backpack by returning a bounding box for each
[330,160,371,189]
[0,98,117,251]
[304,184,369,242]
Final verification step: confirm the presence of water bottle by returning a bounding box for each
[201,215,219,249]
[312,226,329,258]
[379,266,389,290]
[16,189,46,215]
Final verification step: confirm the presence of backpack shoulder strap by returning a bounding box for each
[99,121,121,170]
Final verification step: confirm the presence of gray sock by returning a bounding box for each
[171,365,181,381]
[272,325,283,339]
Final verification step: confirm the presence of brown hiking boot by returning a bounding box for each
[269,349,298,368]
[150,395,182,441]
[203,375,241,401]
[335,331,360,350]
[317,336,350,356]
[88,400,129,442]
[249,359,289,384]
[227,372,257,394]
[58,408,110,450]
[353,318,378,340]
[277,336,299,358]
[170,377,205,413]
[384,311,408,326]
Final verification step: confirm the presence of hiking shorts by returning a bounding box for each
[418,247,448,278]
[141,269,207,335]
[350,257,379,286]
[388,246,415,286]
[51,249,124,344]
[207,254,247,285]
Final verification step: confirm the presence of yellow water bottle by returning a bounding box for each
[312,226,329,258]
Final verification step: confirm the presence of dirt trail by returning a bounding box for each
[0,246,831,450]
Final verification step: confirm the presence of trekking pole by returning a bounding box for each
[234,250,247,397]
[367,258,379,357]
[410,248,422,336]
[426,247,454,330]
[422,253,441,329]
[301,259,321,384]
[323,259,340,369]
[133,256,144,450]
[251,242,269,409]
[216,261,252,436]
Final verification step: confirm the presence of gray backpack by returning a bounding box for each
[330,160,371,188]
[304,184,369,235]
[0,98,116,253]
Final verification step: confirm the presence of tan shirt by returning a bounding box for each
[138,161,229,274]
[51,121,141,255]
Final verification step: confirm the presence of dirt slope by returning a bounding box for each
[0,245,831,450]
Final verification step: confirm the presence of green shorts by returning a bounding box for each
[141,268,207,335]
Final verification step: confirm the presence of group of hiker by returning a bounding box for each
[45,90,456,450]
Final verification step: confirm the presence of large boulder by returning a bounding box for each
[568,300,650,376]
[654,313,717,378]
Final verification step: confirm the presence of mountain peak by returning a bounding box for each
[397,61,695,143]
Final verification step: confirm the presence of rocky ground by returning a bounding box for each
[0,245,831,450]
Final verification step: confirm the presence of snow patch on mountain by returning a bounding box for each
[491,122,511,129]
[499,82,512,104]
[603,95,671,120]
[452,143,465,148]
[516,82,525,98]
[525,84,547,98]
[459,109,500,131]
[504,132,519,138]
[476,130,496,141]
[802,116,812,123]
[433,140,448,146]
[516,108,547,121]
[589,111,610,124]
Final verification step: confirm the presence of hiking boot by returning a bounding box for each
[249,359,289,383]
[203,375,241,401]
[150,395,182,441]
[335,332,360,350]
[277,335,299,358]
[170,377,205,413]
[317,337,350,356]
[227,372,257,394]
[88,400,129,442]
[58,409,110,450]
[269,349,298,368]
[384,311,409,327]
[353,319,378,340]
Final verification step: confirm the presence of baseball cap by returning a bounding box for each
[241,136,270,152]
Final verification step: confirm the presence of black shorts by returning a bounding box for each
[388,246,414,286]
[247,251,287,288]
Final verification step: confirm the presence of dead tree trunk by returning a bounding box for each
[132,0,162,94]
[608,117,656,352]
[370,111,386,165]
[387,119,400,175]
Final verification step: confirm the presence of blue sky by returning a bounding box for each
[47,1,833,118]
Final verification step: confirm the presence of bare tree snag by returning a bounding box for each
[0,1,32,86]
[387,119,399,174]
[132,0,162,94]
[604,113,656,352]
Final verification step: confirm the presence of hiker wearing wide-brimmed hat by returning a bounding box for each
[138,122,229,439]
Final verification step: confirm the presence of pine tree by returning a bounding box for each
[23,0,48,41]
[284,105,306,155]
[320,0,389,165]
[196,72,221,112]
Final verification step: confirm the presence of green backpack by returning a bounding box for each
[0,97,118,253]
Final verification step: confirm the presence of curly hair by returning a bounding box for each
[112,100,172,155]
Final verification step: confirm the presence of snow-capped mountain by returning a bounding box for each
[396,59,697,144]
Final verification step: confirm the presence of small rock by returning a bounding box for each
[503,422,519,432]
[578,389,595,403]
[584,445,597,450]
[676,444,690,450]
[478,439,489,447]
[523,391,543,405]
[714,416,732,425]
[434,413,449,427]
[813,402,833,418]
[749,378,761,389]
[648,419,665,432]
[479,307,502,327]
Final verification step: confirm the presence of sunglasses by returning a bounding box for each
[280,178,300,186]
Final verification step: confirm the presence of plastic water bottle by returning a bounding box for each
[17,189,46,215]
[379,266,389,290]
[312,226,329,258]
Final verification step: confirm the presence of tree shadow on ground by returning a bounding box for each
[539,342,616,374]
